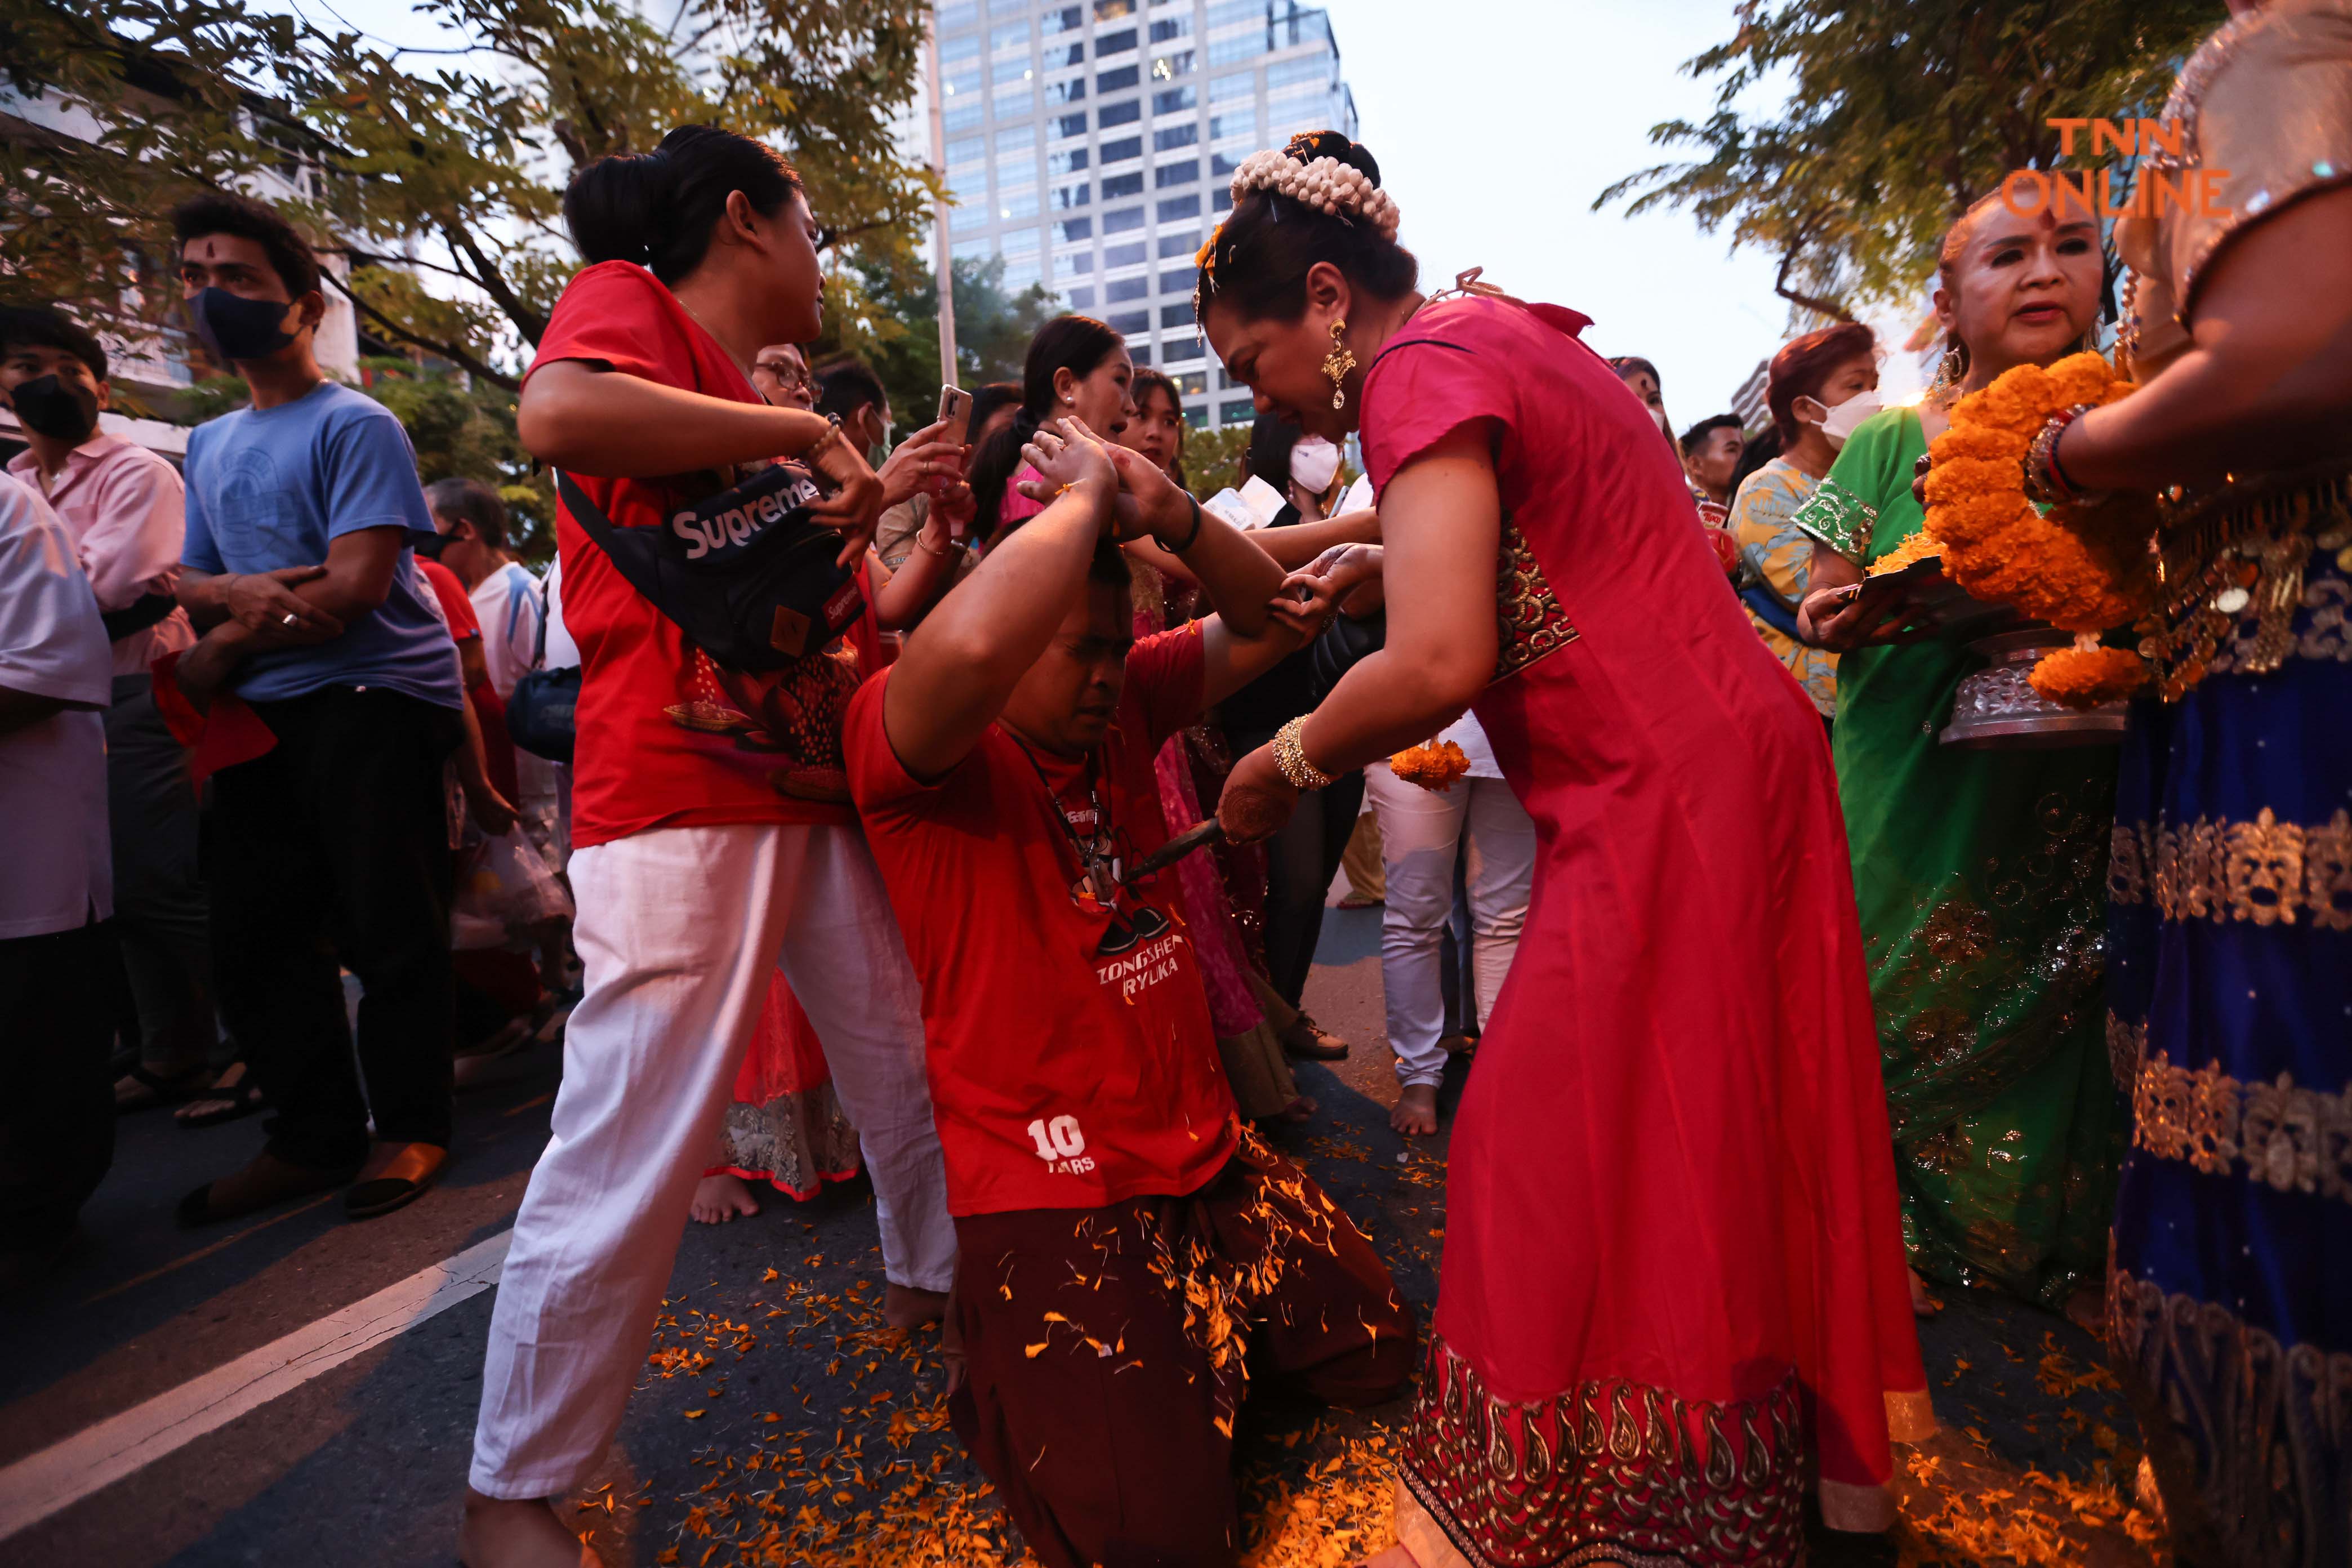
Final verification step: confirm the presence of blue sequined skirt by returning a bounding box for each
[2104,536,2352,1568]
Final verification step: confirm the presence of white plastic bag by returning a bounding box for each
[451,826,574,950]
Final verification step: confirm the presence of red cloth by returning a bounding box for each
[525,261,857,850]
[418,559,480,642]
[845,623,1239,1217]
[420,559,519,801]
[1361,295,1923,1551]
[149,648,276,791]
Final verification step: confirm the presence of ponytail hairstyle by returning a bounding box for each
[1128,366,1187,488]
[563,124,803,287]
[1193,131,1417,326]
[969,314,1126,542]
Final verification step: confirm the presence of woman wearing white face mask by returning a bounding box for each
[1727,322,1879,730]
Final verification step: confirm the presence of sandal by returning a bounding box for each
[115,1064,210,1113]
[175,1061,266,1129]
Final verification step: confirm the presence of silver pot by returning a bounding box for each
[1939,628,2130,749]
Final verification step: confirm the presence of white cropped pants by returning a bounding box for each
[1362,768,1536,1089]
[470,821,952,1497]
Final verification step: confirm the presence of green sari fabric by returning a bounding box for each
[1795,408,2121,1310]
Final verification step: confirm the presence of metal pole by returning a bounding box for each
[925,6,959,383]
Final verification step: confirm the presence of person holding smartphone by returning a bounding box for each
[461,124,954,1567]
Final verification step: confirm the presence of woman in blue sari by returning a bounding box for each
[2009,3,2352,1560]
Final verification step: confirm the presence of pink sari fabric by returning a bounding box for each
[1362,295,1927,1565]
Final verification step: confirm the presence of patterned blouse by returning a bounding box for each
[1729,456,1838,717]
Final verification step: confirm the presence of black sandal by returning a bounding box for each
[175,1061,266,1129]
[115,1064,210,1113]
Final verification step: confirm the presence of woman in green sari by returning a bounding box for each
[1790,188,2121,1324]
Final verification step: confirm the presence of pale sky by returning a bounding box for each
[1317,0,1822,423]
[291,0,1898,416]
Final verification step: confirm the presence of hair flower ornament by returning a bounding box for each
[1227,149,1401,242]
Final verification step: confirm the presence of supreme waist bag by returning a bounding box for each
[555,463,866,672]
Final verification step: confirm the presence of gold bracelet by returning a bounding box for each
[1271,715,1335,791]
[801,415,847,471]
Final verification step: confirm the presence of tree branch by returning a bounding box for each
[440,219,549,345]
[324,269,519,391]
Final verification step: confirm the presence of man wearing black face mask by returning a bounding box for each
[163,192,467,1230]
[2,307,219,1109]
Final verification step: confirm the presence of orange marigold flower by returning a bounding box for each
[1389,740,1471,792]
[2030,645,2147,709]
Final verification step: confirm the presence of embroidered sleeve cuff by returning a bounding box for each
[1792,476,1880,564]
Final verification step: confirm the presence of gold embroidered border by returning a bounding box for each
[2106,1264,2352,1567]
[2108,809,2352,929]
[2129,1049,2352,1204]
[1792,475,1879,564]
[1397,1338,1806,1568]
[1493,515,1578,683]
[2108,1010,2148,1093]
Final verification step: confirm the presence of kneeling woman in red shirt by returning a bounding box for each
[461,126,956,1565]
[845,416,1413,1568]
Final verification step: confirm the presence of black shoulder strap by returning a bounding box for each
[554,467,672,619]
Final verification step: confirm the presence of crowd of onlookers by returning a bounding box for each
[0,179,1848,1291]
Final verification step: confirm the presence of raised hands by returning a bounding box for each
[1014,417,1119,510]
[877,418,973,511]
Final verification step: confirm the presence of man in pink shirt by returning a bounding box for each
[2,306,218,1106]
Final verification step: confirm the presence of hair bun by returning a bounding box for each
[1282,131,1380,189]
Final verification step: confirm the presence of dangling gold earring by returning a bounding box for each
[1321,318,1356,412]
[1925,340,1966,400]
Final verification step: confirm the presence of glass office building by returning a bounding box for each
[930,0,1359,429]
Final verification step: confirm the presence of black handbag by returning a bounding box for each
[1309,608,1386,701]
[554,461,866,674]
[505,576,579,764]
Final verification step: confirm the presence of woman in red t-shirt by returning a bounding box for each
[461,125,956,1567]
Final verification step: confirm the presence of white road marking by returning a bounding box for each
[0,1229,513,1542]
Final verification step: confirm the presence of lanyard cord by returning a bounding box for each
[1005,731,1113,888]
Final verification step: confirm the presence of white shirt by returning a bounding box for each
[467,559,544,700]
[540,556,580,671]
[0,473,114,937]
[6,432,197,679]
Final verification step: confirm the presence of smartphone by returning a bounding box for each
[937,385,973,449]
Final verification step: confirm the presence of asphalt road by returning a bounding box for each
[0,907,2167,1567]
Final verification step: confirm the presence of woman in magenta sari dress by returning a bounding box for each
[1202,133,1928,1567]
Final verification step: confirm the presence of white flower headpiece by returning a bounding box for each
[1228,149,1401,243]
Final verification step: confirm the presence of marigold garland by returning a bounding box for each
[1867,528,1942,577]
[1389,740,1471,792]
[1921,350,2161,707]
[2030,641,2149,707]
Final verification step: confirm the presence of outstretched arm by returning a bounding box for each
[1215,425,1501,840]
[2059,188,2352,492]
[881,423,1119,782]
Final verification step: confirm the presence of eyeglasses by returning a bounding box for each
[758,362,814,392]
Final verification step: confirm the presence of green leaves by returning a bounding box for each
[1596,0,2216,323]
[3,0,937,394]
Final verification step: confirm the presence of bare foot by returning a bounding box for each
[458,1489,597,1567]
[1275,1096,1317,1124]
[1908,1267,1942,1318]
[2061,1282,2105,1338]
[689,1173,759,1226]
[885,1282,948,1329]
[1358,1546,1423,1567]
[1390,1084,1440,1138]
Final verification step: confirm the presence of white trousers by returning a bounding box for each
[1362,768,1536,1088]
[470,821,952,1498]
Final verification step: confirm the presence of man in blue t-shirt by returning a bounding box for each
[166,191,465,1230]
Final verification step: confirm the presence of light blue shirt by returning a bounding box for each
[182,381,462,709]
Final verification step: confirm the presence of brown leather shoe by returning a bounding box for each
[176,1151,357,1229]
[1279,1014,1349,1061]
[344,1141,448,1219]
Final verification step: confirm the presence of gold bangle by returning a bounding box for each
[1271,715,1335,791]
[801,415,847,470]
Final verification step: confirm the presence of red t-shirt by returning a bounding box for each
[418,559,481,642]
[525,261,863,849]
[845,623,1240,1216]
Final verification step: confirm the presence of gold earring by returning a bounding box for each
[1322,318,1356,412]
